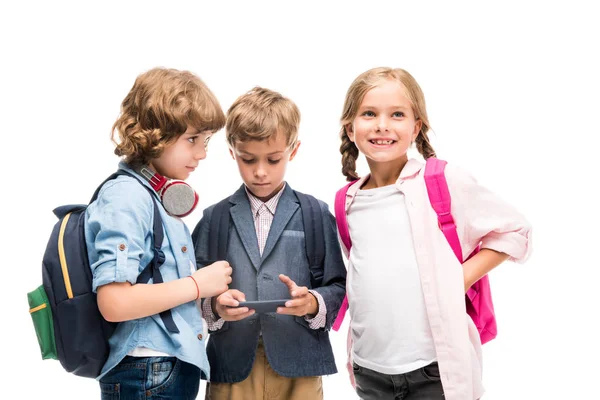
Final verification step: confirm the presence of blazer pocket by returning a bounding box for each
[293,316,318,335]
[208,321,230,335]
[294,315,309,329]
[281,230,305,238]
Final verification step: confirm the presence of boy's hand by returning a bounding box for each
[276,274,318,317]
[192,260,232,299]
[214,289,255,321]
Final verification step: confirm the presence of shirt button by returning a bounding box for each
[197,333,203,340]
[182,246,187,253]
[118,243,126,251]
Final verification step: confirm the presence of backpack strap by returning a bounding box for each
[294,191,325,287]
[424,158,463,262]
[334,181,356,252]
[89,171,130,203]
[91,170,179,333]
[136,194,179,333]
[332,180,358,332]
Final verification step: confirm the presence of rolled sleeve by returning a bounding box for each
[86,180,153,292]
[480,228,532,263]
[447,164,532,264]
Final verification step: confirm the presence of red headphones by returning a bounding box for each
[137,166,199,217]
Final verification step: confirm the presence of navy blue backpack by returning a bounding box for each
[27,170,179,378]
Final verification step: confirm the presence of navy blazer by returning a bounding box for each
[193,183,347,383]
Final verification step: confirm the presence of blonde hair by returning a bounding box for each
[111,67,225,167]
[226,87,300,148]
[339,67,435,181]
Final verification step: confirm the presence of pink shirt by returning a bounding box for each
[342,159,532,400]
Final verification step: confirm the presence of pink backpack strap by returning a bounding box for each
[425,158,497,344]
[332,181,357,331]
[335,182,354,251]
[424,158,463,263]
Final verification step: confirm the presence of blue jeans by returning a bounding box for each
[99,356,200,399]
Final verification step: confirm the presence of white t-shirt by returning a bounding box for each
[348,184,436,375]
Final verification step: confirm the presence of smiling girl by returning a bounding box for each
[333,67,532,400]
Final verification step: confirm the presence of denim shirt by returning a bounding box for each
[85,162,208,380]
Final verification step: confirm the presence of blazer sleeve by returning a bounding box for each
[311,201,347,330]
[191,206,212,267]
[191,205,228,332]
[445,163,532,264]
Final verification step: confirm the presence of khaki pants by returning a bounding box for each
[206,339,323,400]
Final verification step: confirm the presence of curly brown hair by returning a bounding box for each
[111,67,225,167]
[339,67,435,181]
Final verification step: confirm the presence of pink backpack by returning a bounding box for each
[332,158,497,345]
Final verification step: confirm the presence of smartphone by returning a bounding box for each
[236,300,288,313]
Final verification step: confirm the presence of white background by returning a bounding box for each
[1,1,598,398]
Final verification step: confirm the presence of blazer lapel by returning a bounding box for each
[260,184,299,263]
[229,185,262,271]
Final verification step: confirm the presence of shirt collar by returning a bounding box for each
[245,183,286,216]
[117,160,157,194]
[345,158,425,210]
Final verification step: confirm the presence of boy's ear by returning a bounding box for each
[228,148,236,160]
[346,124,355,142]
[288,141,301,161]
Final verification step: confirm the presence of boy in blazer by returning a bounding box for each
[192,87,346,400]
